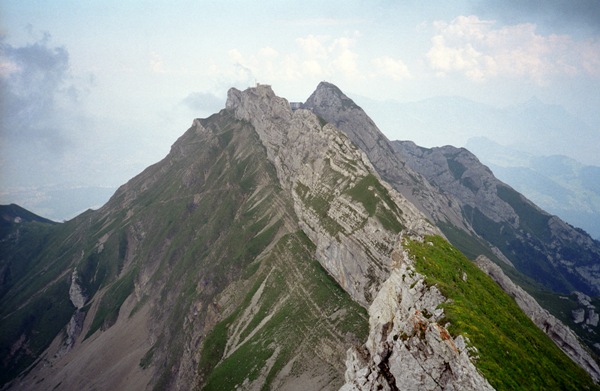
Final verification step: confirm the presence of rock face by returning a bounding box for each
[475,255,600,383]
[393,141,600,296]
[227,84,437,305]
[68,269,87,309]
[573,292,600,329]
[303,81,600,298]
[59,269,88,355]
[303,82,468,232]
[341,239,493,391]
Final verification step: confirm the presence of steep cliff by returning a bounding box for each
[227,84,437,305]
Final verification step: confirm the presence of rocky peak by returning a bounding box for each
[225,84,438,306]
[305,81,359,110]
[304,82,470,233]
[304,82,396,171]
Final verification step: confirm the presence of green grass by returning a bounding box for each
[496,184,551,241]
[198,232,368,390]
[0,278,75,385]
[345,174,404,233]
[85,267,138,339]
[405,235,599,390]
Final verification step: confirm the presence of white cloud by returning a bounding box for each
[372,56,411,80]
[331,37,360,78]
[302,59,323,76]
[297,35,328,59]
[427,15,600,83]
[259,46,279,58]
[224,34,365,83]
[150,52,166,74]
[228,49,245,64]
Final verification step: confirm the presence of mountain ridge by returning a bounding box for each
[1,82,598,390]
[466,136,600,241]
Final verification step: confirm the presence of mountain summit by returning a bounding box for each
[1,83,598,390]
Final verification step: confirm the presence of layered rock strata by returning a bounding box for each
[227,85,437,305]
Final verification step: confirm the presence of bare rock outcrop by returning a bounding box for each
[227,84,437,306]
[475,255,600,383]
[303,82,469,233]
[57,269,88,355]
[341,242,494,390]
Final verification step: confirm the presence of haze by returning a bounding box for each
[1,0,599,220]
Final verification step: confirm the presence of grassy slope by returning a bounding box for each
[406,235,599,390]
[198,231,368,390]
[0,110,287,387]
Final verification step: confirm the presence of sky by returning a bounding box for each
[1,0,600,218]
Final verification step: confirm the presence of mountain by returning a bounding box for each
[0,185,118,222]
[392,141,600,295]
[355,95,600,167]
[303,82,600,357]
[0,204,56,230]
[0,204,57,298]
[466,137,600,241]
[305,82,600,294]
[1,83,599,390]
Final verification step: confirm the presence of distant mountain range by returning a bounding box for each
[0,186,117,222]
[467,137,600,241]
[356,94,600,167]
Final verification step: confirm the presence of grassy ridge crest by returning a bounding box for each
[406,235,599,390]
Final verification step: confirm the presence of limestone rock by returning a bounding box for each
[304,82,469,233]
[69,269,87,309]
[227,85,438,306]
[573,308,586,324]
[341,243,494,391]
[587,310,599,327]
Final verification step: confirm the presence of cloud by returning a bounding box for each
[0,34,75,150]
[181,91,224,113]
[150,52,166,74]
[331,36,360,79]
[0,33,101,189]
[297,35,328,59]
[225,33,368,85]
[470,0,600,34]
[258,46,279,59]
[427,15,600,83]
[226,49,257,84]
[371,56,411,80]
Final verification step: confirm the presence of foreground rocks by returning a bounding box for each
[341,241,493,391]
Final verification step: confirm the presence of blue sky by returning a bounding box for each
[1,1,600,215]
